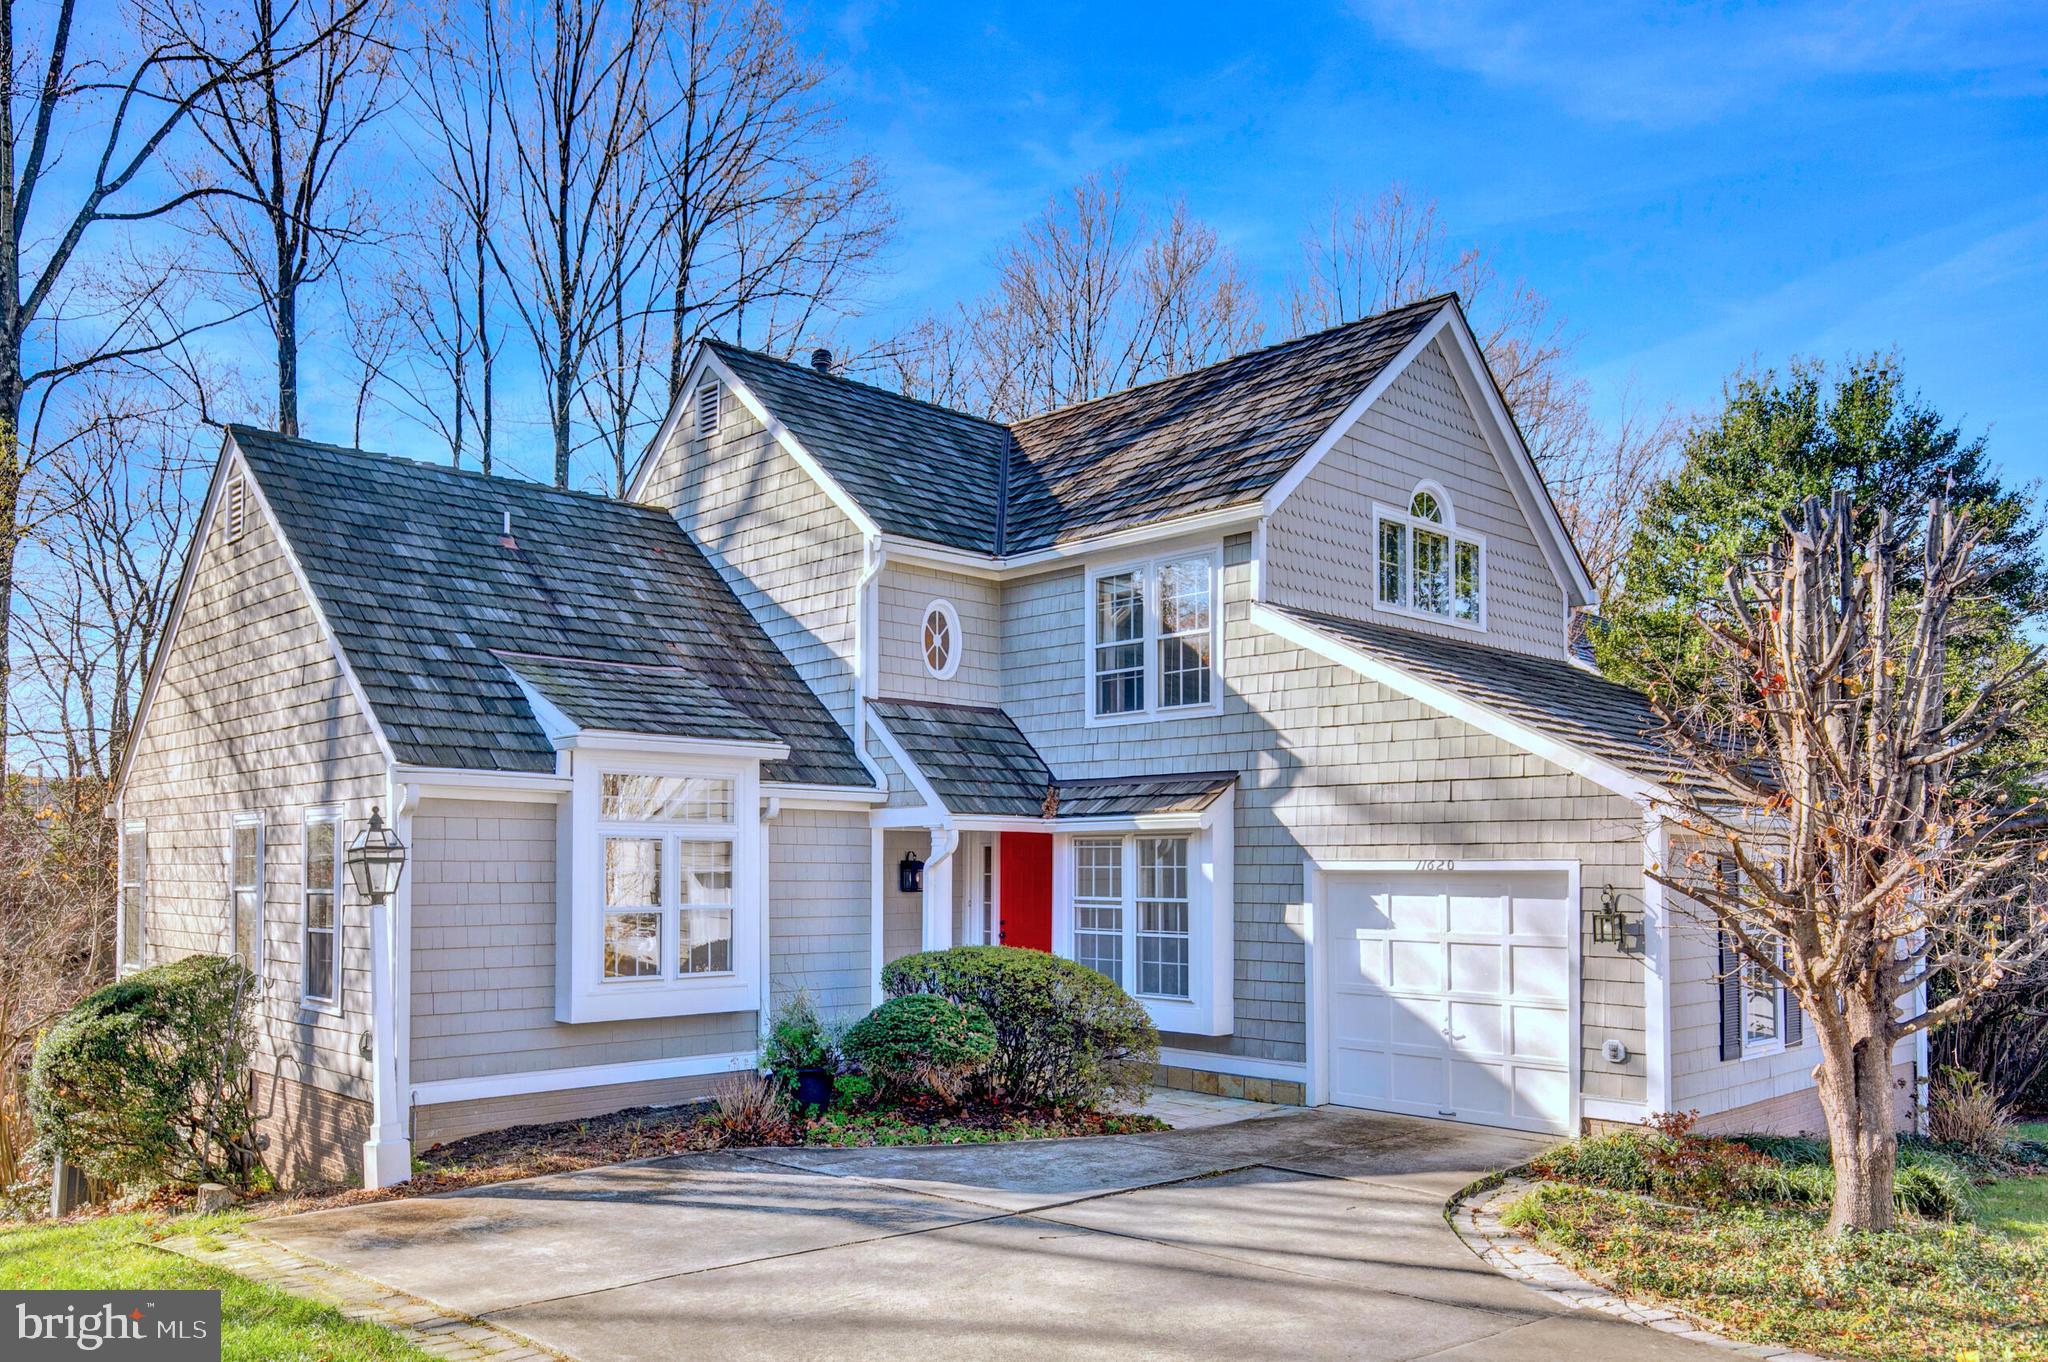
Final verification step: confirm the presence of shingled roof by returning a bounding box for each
[1271,604,1688,787]
[868,698,1237,819]
[231,428,867,784]
[688,297,1450,555]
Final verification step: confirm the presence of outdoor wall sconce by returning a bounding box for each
[1593,887,1645,954]
[346,807,409,904]
[898,853,925,894]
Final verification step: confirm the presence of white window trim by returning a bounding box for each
[118,818,147,972]
[301,806,344,1014]
[1740,936,1800,1059]
[1372,488,1488,632]
[557,750,764,1024]
[228,811,265,976]
[1082,545,1225,727]
[1050,785,1234,1035]
[921,598,962,681]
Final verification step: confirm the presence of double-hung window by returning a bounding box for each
[303,808,342,1007]
[119,820,147,969]
[230,813,264,972]
[1087,550,1219,721]
[1070,835,1193,1001]
[598,773,736,983]
[1375,485,1484,626]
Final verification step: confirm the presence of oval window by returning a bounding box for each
[921,601,960,680]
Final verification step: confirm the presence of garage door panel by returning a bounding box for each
[1447,891,1504,935]
[1325,871,1572,1136]
[1510,1004,1569,1063]
[1387,998,1444,1050]
[1448,999,1504,1055]
[1514,1067,1569,1125]
[1448,1058,1512,1119]
[1389,940,1443,992]
[1331,1046,1390,1103]
[1510,894,1572,939]
[1509,943,1568,1002]
[1447,942,1502,995]
[1389,892,1444,933]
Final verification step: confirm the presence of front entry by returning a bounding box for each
[998,832,1052,950]
[1323,870,1573,1134]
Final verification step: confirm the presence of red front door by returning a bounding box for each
[999,832,1053,951]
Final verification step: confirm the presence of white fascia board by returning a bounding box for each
[861,707,948,816]
[1256,306,1452,519]
[760,781,888,807]
[554,730,791,761]
[120,432,402,799]
[1432,308,1600,609]
[1250,601,1661,804]
[410,1050,758,1108]
[394,765,573,801]
[878,504,1264,581]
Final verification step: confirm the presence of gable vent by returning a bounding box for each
[224,475,248,543]
[694,379,721,440]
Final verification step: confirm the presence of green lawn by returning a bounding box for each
[0,1212,434,1362]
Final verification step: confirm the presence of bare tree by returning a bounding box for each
[1651,492,2047,1233]
[652,0,889,390]
[1287,183,1582,466]
[0,0,352,779]
[173,0,394,437]
[1547,384,1683,596]
[339,260,402,445]
[394,0,504,472]
[487,0,662,487]
[890,175,1261,420]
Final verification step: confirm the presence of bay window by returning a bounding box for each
[559,757,762,1024]
[1087,549,1220,721]
[1375,485,1484,627]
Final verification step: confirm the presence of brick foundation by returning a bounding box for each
[252,1068,371,1189]
[413,1071,730,1149]
[1153,1062,1305,1106]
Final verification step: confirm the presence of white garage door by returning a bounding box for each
[1323,871,1573,1134]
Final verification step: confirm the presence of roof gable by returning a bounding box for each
[228,427,867,784]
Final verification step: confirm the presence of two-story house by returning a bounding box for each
[115,295,1906,1189]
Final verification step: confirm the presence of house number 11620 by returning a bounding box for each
[1414,859,1456,872]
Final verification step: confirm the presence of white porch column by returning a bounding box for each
[922,827,959,951]
[362,895,411,1187]
[362,784,416,1189]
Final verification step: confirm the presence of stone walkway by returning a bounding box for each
[159,1229,567,1361]
[1127,1085,1293,1129]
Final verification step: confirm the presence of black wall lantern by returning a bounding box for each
[1593,887,1644,954]
[897,852,925,894]
[346,807,410,904]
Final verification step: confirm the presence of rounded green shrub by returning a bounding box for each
[29,955,262,1189]
[880,946,1159,1108]
[842,994,996,1099]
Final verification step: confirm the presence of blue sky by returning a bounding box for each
[810,0,2048,484]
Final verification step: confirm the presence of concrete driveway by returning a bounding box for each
[253,1108,1720,1361]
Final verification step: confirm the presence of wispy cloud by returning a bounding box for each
[1353,0,2048,127]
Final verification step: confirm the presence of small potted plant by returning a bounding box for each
[762,990,837,1113]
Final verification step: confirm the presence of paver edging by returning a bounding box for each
[157,1228,574,1362]
[1446,1175,1846,1362]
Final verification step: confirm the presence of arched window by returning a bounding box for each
[1377,483,1484,626]
[922,600,961,680]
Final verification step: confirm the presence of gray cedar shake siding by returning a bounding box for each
[1002,537,1648,1100]
[1264,338,1569,661]
[116,459,385,1185]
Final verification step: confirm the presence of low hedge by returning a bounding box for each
[842,994,996,1099]
[29,955,263,1189]
[880,946,1158,1108]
